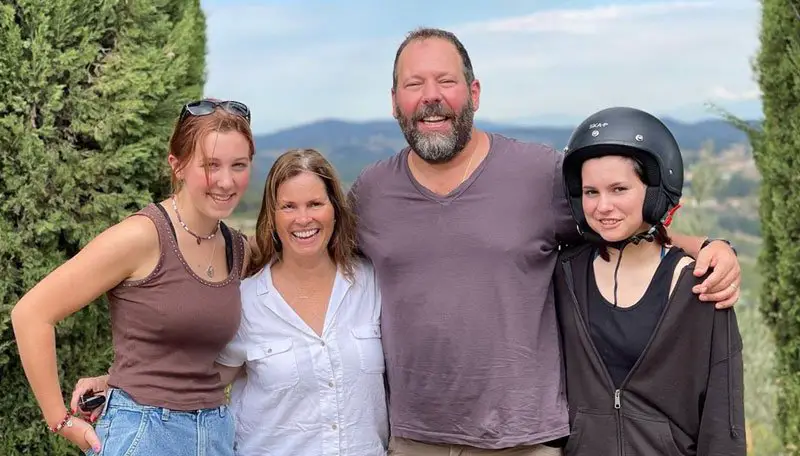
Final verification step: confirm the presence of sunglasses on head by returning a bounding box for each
[179,99,251,124]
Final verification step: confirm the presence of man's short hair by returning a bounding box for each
[392,27,475,91]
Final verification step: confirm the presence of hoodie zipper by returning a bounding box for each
[562,256,685,456]
[562,260,624,456]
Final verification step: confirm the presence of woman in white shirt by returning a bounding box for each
[216,148,387,455]
[73,148,388,456]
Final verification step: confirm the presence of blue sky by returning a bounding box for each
[201,0,760,134]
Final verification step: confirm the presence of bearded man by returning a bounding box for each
[347,27,741,456]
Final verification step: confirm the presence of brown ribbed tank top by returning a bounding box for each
[106,203,244,411]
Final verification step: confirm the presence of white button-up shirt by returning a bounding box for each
[217,259,388,456]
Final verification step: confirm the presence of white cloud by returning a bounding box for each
[709,86,761,101]
[456,1,717,35]
[202,1,761,133]
[455,0,760,124]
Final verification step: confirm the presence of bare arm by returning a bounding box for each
[668,232,705,258]
[11,216,159,447]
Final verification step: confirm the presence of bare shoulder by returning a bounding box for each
[670,253,696,295]
[82,213,161,281]
[102,214,160,250]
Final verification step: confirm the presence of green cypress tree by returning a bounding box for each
[752,0,800,452]
[0,1,206,453]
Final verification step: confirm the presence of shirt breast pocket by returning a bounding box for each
[246,338,300,391]
[350,324,385,374]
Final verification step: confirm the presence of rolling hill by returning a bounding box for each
[249,117,757,188]
[232,116,762,262]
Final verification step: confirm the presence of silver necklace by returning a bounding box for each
[205,238,219,278]
[171,195,220,245]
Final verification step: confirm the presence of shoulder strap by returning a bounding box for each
[220,222,233,273]
[153,203,178,240]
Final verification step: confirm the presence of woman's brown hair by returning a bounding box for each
[167,102,255,193]
[247,149,358,279]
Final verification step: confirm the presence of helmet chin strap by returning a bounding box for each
[605,224,658,252]
[597,225,659,308]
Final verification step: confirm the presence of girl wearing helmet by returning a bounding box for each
[554,107,746,455]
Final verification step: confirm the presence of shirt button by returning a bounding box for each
[328,381,334,388]
[320,341,326,347]
[332,423,338,430]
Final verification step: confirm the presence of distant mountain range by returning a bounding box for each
[501,100,763,127]
[250,117,759,186]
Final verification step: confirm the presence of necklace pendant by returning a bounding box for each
[206,265,215,278]
[196,237,202,245]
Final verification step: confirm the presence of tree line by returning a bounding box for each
[0,1,205,453]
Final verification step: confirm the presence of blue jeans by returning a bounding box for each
[85,388,234,456]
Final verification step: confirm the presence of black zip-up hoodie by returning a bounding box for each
[554,245,746,455]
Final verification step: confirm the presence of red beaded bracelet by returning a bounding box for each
[49,412,73,433]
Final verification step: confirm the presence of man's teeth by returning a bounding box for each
[422,116,446,122]
[292,229,319,239]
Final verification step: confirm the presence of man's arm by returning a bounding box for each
[670,231,741,309]
[668,231,705,258]
[552,149,584,247]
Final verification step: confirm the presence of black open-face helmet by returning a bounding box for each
[562,107,684,243]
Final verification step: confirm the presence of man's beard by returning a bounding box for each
[395,100,475,164]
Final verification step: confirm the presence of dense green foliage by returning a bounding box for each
[751,0,800,452]
[0,1,206,453]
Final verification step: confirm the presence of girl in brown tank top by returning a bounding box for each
[11,99,255,456]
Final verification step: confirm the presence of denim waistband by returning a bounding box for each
[105,388,228,419]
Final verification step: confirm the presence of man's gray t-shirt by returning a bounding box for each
[349,133,576,449]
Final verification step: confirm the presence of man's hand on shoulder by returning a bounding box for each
[691,240,741,309]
